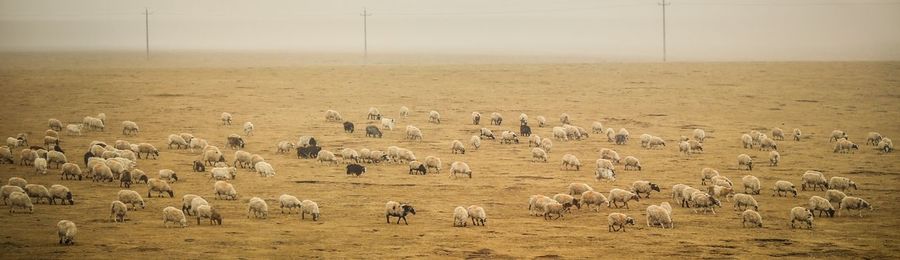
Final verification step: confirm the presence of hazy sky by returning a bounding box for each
[1,0,899,61]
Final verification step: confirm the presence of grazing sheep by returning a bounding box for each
[470,135,481,150]
[203,149,225,166]
[210,167,237,181]
[381,118,395,131]
[567,183,594,196]
[646,205,673,228]
[690,192,721,214]
[343,121,354,133]
[8,177,27,189]
[646,136,666,150]
[91,163,114,182]
[57,220,77,244]
[801,171,828,191]
[162,206,187,228]
[733,193,759,211]
[227,134,245,150]
[621,156,642,171]
[247,197,268,219]
[710,175,734,188]
[741,175,761,195]
[768,150,781,166]
[147,178,174,198]
[693,128,706,142]
[325,110,343,122]
[367,107,382,120]
[423,156,442,173]
[608,213,636,232]
[759,137,777,151]
[769,127,785,141]
[672,184,689,205]
[122,121,139,136]
[552,127,568,141]
[365,125,383,138]
[709,185,735,202]
[737,154,752,171]
[825,189,847,208]
[490,112,503,125]
[640,134,653,148]
[1,185,24,205]
[518,113,529,125]
[480,128,496,140]
[470,112,482,125]
[341,148,360,163]
[540,138,553,152]
[396,148,417,163]
[110,201,128,222]
[560,154,581,171]
[137,143,159,159]
[528,134,541,147]
[833,139,859,153]
[631,181,661,198]
[24,184,51,204]
[553,193,580,212]
[317,150,338,165]
[255,162,275,177]
[220,112,233,125]
[600,149,621,164]
[450,140,466,154]
[450,161,472,178]
[839,196,872,217]
[6,137,23,149]
[33,158,48,175]
[687,140,703,153]
[452,206,469,227]
[19,149,36,166]
[531,148,548,162]
[428,110,441,124]
[196,205,222,225]
[117,189,145,210]
[741,134,753,149]
[214,181,238,200]
[346,163,365,177]
[608,188,640,209]
[678,141,691,155]
[830,130,848,142]
[158,169,178,183]
[741,210,763,228]
[190,197,209,217]
[500,131,519,144]
[408,161,427,175]
[49,185,73,205]
[60,163,83,180]
[189,138,208,153]
[809,196,836,217]
[399,106,410,117]
[541,201,565,220]
[528,195,551,216]
[181,194,200,215]
[279,194,302,214]
[82,116,105,131]
[300,200,320,221]
[385,201,416,224]
[773,180,798,197]
[700,168,720,185]
[592,122,604,134]
[44,150,67,169]
[276,141,295,154]
[7,191,32,213]
[49,119,63,131]
[405,125,423,141]
[790,207,814,229]
[580,191,609,211]
[878,138,893,153]
[828,177,857,193]
[466,205,486,226]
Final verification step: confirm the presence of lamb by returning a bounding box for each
[367,107,382,120]
[646,205,673,228]
[700,168,720,185]
[34,158,48,175]
[773,180,798,197]
[879,138,894,153]
[607,213,636,232]
[399,106,410,117]
[366,125,383,138]
[579,191,609,211]
[733,193,759,211]
[631,181,661,198]
[470,135,481,150]
[301,200,320,221]
[540,138,553,152]
[801,171,828,191]
[608,188,640,209]
[690,192,721,214]
[741,175,761,194]
[110,201,128,222]
[828,177,858,193]
[343,121,354,133]
[49,118,63,131]
[408,161,426,175]
[449,140,466,154]
[24,184,51,204]
[196,205,222,225]
[553,193,580,212]
[325,110,343,122]
[450,161,472,178]
[385,201,416,224]
[826,189,847,207]
[147,178,174,198]
[221,112,233,125]
[381,118,395,131]
[316,150,338,165]
[163,206,188,228]
[117,189,145,210]
[490,112,503,125]
[424,156,442,173]
[214,181,238,200]
[830,130,848,142]
[137,143,159,159]
[227,134,245,149]
[741,134,753,149]
[405,125,423,141]
[247,197,269,219]
[452,206,469,227]
[158,169,179,183]
[49,185,74,205]
[600,148,621,163]
[737,154,752,171]
[255,162,275,177]
[122,121,139,136]
[500,131,519,144]
[8,191,33,213]
[428,110,441,124]
[466,205,486,226]
[808,196,836,217]
[552,127,568,141]
[839,196,872,217]
[480,128,496,140]
[693,128,706,142]
[741,209,763,228]
[560,154,581,171]
[790,207,814,229]
[279,194,302,214]
[531,148,548,162]
[210,167,237,181]
[57,220,77,244]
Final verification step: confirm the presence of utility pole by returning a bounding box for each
[144,7,151,60]
[361,7,372,63]
[659,1,670,62]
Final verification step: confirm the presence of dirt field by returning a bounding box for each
[0,54,898,259]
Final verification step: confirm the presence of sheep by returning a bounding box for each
[122,121,139,136]
[132,169,148,184]
[210,167,237,181]
[552,127,568,141]
[678,141,691,155]
[733,193,759,211]
[622,156,642,171]
[190,197,210,217]
[828,177,857,193]
[465,205,486,226]
[158,169,178,183]
[0,147,12,165]
[469,135,482,150]
[560,154,581,171]
[253,162,275,177]
[385,201,416,224]
[325,110,343,122]
[82,116,105,131]
[566,183,594,196]
[699,167,719,185]
[279,194,302,214]
[367,107,382,120]
[799,170,827,191]
[790,207,814,229]
[24,184,51,204]
[5,137,23,149]
[19,149,36,166]
[541,201,565,220]
[189,138,208,153]
[147,178,174,198]
[830,130,848,142]
[247,197,268,219]
[500,131,519,144]
[214,181,238,200]
[773,180,798,197]
[400,106,410,117]
[688,140,703,153]
[737,154,752,171]
[594,167,616,183]
[8,177,27,189]
[741,134,753,149]
[337,148,358,164]
[56,220,77,245]
[450,161,472,178]
[300,200,320,221]
[180,194,200,215]
[317,150,338,165]
[405,125,423,141]
[365,125,383,138]
[408,161,427,175]
[1,185,24,205]
[490,112,503,125]
[596,158,615,172]
[711,175,734,188]
[137,143,159,159]
[447,140,467,155]
[166,134,188,149]
[759,137,777,151]
[690,192,721,214]
[639,134,653,148]
[672,184,689,205]
[808,196,836,217]
[220,112,233,125]
[117,189,145,210]
[879,138,894,153]
[480,128,496,140]
[49,119,63,131]
[527,134,541,147]
[562,124,584,140]
[600,148,621,163]
[615,128,629,144]
[767,150,781,166]
[48,185,73,205]
[531,148,548,162]
[381,118,395,131]
[451,206,469,227]
[607,213,636,232]
[839,196,872,217]
[741,175,761,194]
[631,181,661,198]
[577,191,608,212]
[162,206,188,228]
[33,158,48,175]
[110,200,128,222]
[7,191,32,213]
[646,205,673,228]
[540,138,553,152]
[527,195,552,216]
[43,150,67,169]
[203,149,225,166]
[428,110,441,124]
[693,128,706,142]
[196,205,222,225]
[740,209,763,228]
[709,185,735,202]
[396,148,416,163]
[423,156,442,173]
[592,122,604,134]
[824,189,848,208]
[553,193,580,212]
[833,139,860,153]
[227,134,245,150]
[608,188,640,209]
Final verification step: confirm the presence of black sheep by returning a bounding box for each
[297,146,322,159]
[520,123,532,137]
[343,121,355,133]
[193,160,206,172]
[346,164,366,177]
[365,126,383,138]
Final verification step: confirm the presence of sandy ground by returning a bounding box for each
[0,54,898,259]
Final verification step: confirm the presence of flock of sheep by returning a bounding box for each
[0,106,893,245]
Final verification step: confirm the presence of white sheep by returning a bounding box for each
[773,180,798,197]
[385,201,417,224]
[737,154,752,171]
[500,131,519,144]
[471,112,482,125]
[243,122,254,136]
[405,125,423,141]
[580,191,609,211]
[644,135,664,149]
[428,110,441,124]
[158,169,178,183]
[247,197,269,219]
[137,143,159,159]
[49,118,63,131]
[214,181,238,200]
[424,156,442,173]
[733,193,759,211]
[699,167,720,185]
[110,201,128,222]
[34,158,48,175]
[122,121,139,136]
[839,196,872,217]
[690,192,721,214]
[711,175,733,188]
[741,134,753,149]
[147,178,174,198]
[560,154,581,171]
[528,134,541,147]
[792,128,802,141]
[801,171,828,191]
[24,184,51,204]
[1,185,24,205]
[693,128,706,142]
[631,181,661,198]
[600,148,621,164]
[470,135,481,150]
[196,205,222,225]
[279,194,302,214]
[301,200,320,221]
[451,140,466,154]
[450,161,472,179]
[531,148,548,162]
[519,113,529,125]
[466,205,486,226]
[540,138,553,152]
[559,113,571,125]
[220,112,233,125]
[453,206,468,227]
[607,213,635,232]
[480,128,496,140]
[830,130,848,142]
[396,148,416,163]
[490,112,503,125]
[741,175,761,194]
[592,122,604,134]
[552,127,568,141]
[646,204,673,228]
[117,189,145,210]
[8,177,26,189]
[741,209,763,228]
[678,141,691,155]
[57,220,77,244]
[553,193,580,212]
[828,176,858,193]
[672,184,690,206]
[317,150,339,165]
[82,116,105,131]
[567,183,594,196]
[189,138,208,153]
[399,106,410,117]
[276,141,295,154]
[536,116,547,127]
[790,207,814,229]
[19,149,36,166]
[162,206,187,228]
[608,188,640,209]
[64,123,82,136]
[825,189,847,207]
[688,140,703,153]
[759,137,777,151]
[325,110,343,122]
[541,201,565,220]
[769,150,780,166]
[367,107,382,120]
[49,185,74,205]
[341,148,360,163]
[808,196,836,217]
[8,191,33,213]
[181,194,200,215]
[381,118,395,130]
[878,138,893,153]
[190,197,210,216]
[833,139,859,153]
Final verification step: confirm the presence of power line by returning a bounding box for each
[659,0,671,62]
[361,7,372,64]
[144,7,151,60]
